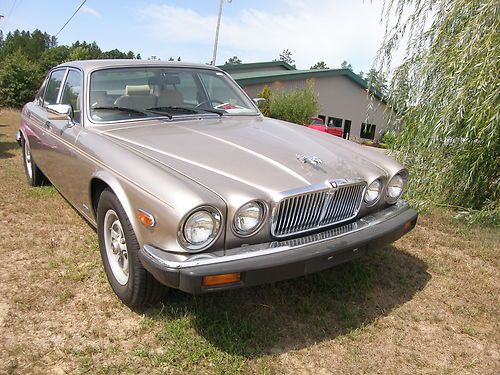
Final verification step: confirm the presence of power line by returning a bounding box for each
[2,0,21,30]
[55,0,87,37]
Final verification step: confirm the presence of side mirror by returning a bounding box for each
[47,104,73,122]
[252,97,267,110]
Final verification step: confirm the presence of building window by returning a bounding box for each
[360,123,377,140]
[327,117,342,128]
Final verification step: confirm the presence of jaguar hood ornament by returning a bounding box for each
[296,154,323,167]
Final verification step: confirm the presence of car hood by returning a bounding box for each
[100,116,399,198]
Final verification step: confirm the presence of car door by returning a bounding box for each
[26,68,67,175]
[42,68,86,204]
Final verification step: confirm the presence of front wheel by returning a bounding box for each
[97,189,167,307]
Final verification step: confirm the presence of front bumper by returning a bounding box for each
[139,201,418,294]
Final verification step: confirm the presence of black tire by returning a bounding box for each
[97,188,167,307]
[22,136,45,187]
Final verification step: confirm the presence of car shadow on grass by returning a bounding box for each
[145,245,430,359]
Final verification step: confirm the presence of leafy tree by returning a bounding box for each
[268,83,318,125]
[0,50,42,108]
[68,46,96,61]
[377,0,499,220]
[278,49,295,67]
[224,56,242,65]
[310,61,329,70]
[101,49,135,59]
[365,68,387,95]
[70,41,101,59]
[0,29,56,61]
[39,45,70,72]
[340,60,353,70]
[0,29,142,108]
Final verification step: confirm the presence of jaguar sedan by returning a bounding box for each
[18,60,417,307]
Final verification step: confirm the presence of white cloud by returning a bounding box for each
[80,5,101,18]
[139,1,398,71]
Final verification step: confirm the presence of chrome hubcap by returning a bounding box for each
[103,209,129,285]
[24,141,32,179]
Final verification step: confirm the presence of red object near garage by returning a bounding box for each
[306,117,343,138]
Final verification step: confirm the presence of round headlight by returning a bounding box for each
[364,179,382,205]
[387,173,405,202]
[233,201,265,236]
[181,207,221,250]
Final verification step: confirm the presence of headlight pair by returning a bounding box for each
[180,201,266,252]
[364,172,406,205]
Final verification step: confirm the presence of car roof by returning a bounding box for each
[56,59,222,73]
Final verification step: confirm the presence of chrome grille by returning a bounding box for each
[272,181,366,238]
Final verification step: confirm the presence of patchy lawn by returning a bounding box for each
[0,108,498,375]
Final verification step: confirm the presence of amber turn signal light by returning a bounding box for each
[403,218,417,232]
[202,273,241,287]
[137,209,156,227]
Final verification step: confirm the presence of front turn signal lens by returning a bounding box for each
[137,209,156,227]
[202,273,241,287]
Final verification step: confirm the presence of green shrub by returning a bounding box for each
[268,83,318,125]
[381,131,397,149]
[0,50,42,108]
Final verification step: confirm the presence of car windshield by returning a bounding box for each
[89,67,259,122]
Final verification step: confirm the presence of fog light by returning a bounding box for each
[202,273,241,287]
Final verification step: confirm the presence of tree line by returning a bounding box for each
[0,29,141,108]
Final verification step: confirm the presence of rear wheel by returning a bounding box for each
[22,136,45,186]
[97,189,167,307]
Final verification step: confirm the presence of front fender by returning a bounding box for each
[90,170,141,241]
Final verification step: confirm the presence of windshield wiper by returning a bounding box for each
[93,106,176,120]
[147,106,223,117]
[196,107,224,116]
[92,106,152,116]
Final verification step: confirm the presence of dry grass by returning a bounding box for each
[0,108,498,375]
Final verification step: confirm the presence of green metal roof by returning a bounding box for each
[227,67,385,102]
[218,60,296,72]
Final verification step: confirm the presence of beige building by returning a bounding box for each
[221,61,389,142]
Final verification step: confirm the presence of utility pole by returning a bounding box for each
[211,0,231,65]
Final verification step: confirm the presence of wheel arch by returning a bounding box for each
[89,171,140,238]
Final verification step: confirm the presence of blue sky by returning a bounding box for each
[0,0,393,72]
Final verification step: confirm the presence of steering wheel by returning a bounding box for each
[195,99,225,108]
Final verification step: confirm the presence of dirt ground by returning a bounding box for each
[0,108,498,374]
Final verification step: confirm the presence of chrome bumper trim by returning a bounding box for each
[143,200,410,270]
